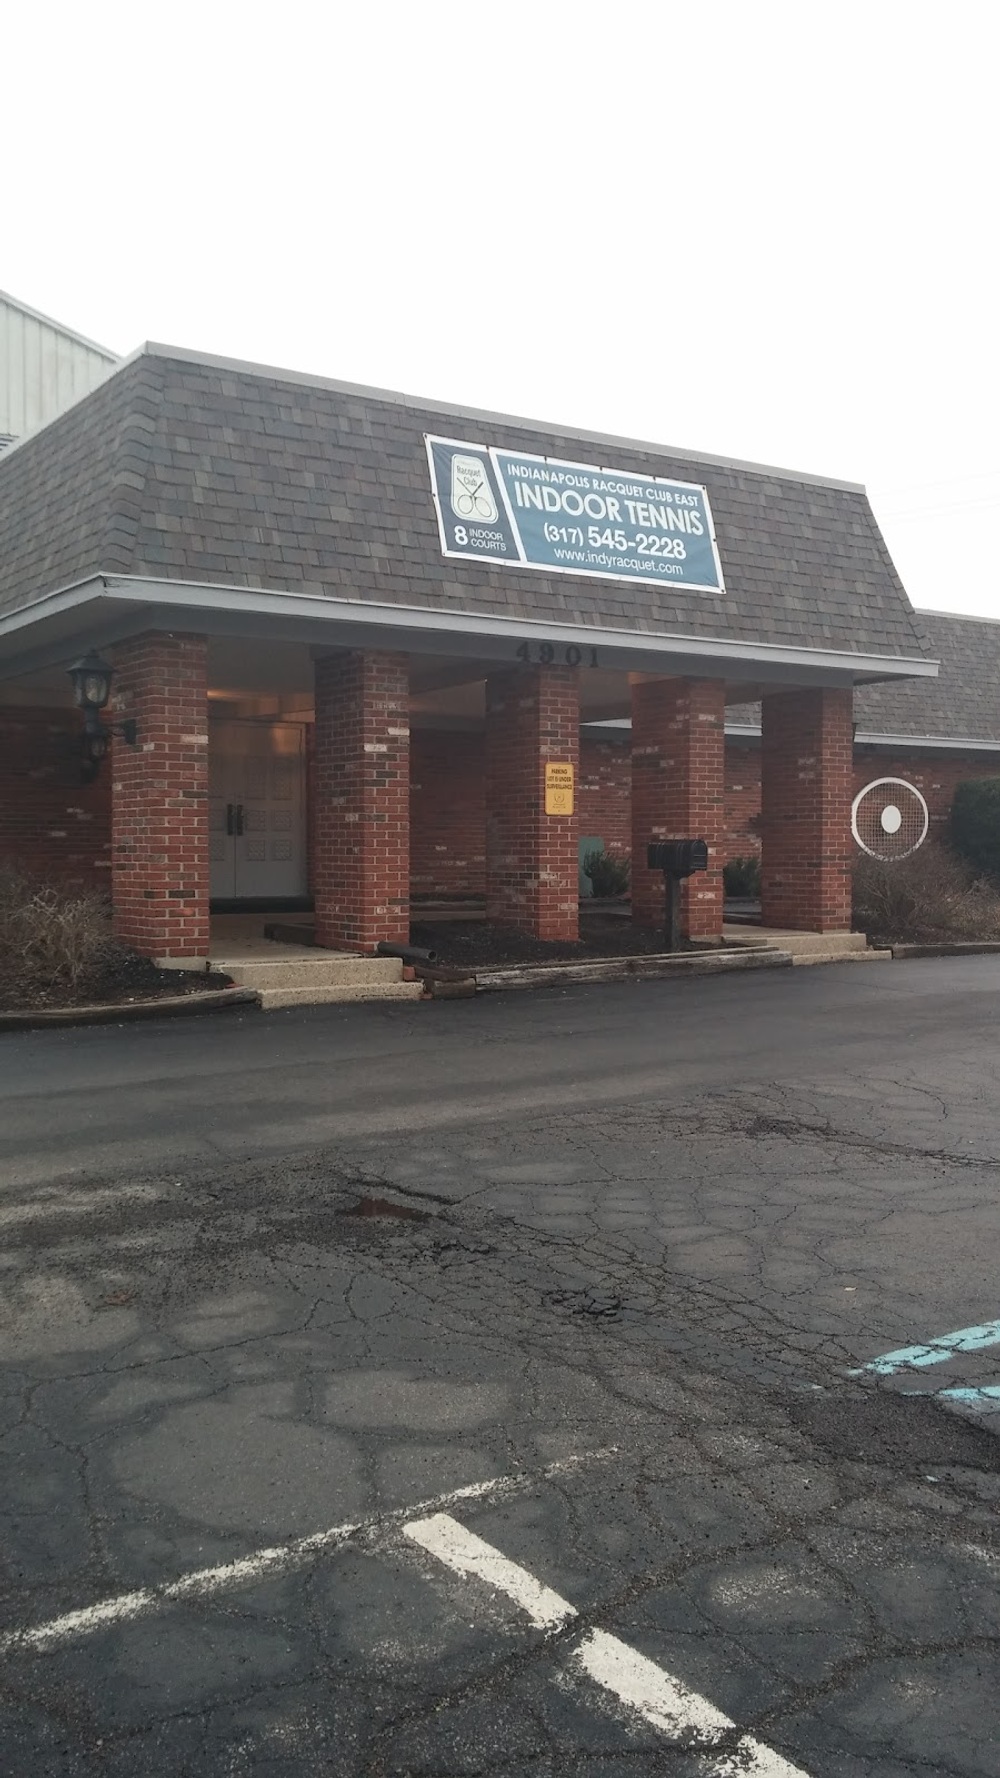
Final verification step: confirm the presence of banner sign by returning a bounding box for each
[426,435,725,595]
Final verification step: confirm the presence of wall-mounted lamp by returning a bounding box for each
[67,650,138,780]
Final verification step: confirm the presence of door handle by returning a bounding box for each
[225,802,235,836]
[235,804,245,837]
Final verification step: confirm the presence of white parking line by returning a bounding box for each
[0,1449,615,1657]
[406,1511,810,1778]
[4,1451,809,1773]
[404,1513,576,1630]
[577,1630,807,1777]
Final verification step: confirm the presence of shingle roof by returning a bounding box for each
[857,612,1000,739]
[0,346,931,664]
[727,612,1000,743]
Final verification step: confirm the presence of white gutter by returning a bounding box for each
[0,572,940,682]
[594,720,1000,753]
[854,730,1000,752]
[724,724,1000,752]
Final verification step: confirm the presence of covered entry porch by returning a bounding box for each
[92,615,863,966]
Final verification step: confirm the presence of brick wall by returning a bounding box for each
[721,747,1000,867]
[630,678,726,938]
[852,751,1000,842]
[313,650,410,950]
[411,731,486,899]
[313,725,998,910]
[724,743,763,861]
[7,686,1000,930]
[407,730,630,900]
[0,708,111,889]
[360,733,1000,904]
[760,688,853,931]
[485,665,579,940]
[724,747,1000,865]
[579,735,631,854]
[110,632,210,959]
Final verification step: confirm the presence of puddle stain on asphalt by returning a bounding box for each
[342,1195,432,1222]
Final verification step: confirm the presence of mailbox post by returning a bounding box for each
[646,839,709,952]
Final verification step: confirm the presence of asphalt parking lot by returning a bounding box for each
[2,957,999,1774]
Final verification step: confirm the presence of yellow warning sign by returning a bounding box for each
[545,761,574,816]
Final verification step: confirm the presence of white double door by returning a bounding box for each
[209,721,308,901]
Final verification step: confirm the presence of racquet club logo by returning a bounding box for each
[450,454,498,523]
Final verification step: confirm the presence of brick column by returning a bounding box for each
[630,677,726,940]
[485,665,579,941]
[313,651,410,951]
[111,632,209,962]
[760,687,853,932]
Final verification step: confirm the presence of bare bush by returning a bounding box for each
[853,843,1000,943]
[583,849,630,898]
[0,867,117,1006]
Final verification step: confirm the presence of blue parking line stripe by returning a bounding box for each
[848,1318,1000,1376]
[938,1386,1000,1405]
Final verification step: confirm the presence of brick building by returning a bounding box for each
[719,611,1000,865]
[0,342,940,960]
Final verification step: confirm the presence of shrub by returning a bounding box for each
[583,849,631,898]
[852,843,1000,943]
[951,779,1000,880]
[723,855,761,898]
[0,867,117,1006]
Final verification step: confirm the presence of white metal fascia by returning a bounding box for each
[854,730,1000,752]
[105,575,939,680]
[0,576,109,637]
[722,723,1000,753]
[0,571,940,683]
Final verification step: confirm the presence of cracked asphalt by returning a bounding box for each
[1,957,999,1775]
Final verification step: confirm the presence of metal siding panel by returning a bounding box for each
[0,297,117,441]
[56,333,76,411]
[39,320,59,423]
[0,306,9,435]
[22,311,39,434]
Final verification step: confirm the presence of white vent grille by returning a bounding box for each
[852,777,929,859]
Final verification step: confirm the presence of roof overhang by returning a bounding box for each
[0,573,940,692]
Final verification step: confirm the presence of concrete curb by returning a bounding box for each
[0,987,259,1033]
[473,947,794,993]
[890,941,1000,960]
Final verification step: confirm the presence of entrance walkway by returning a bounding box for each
[208,916,423,1010]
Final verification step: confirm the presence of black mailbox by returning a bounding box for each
[646,839,708,880]
[647,837,709,951]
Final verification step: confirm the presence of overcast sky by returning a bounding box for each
[7,2,998,618]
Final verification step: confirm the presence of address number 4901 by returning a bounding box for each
[515,642,599,667]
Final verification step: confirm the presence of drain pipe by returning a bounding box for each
[375,941,439,964]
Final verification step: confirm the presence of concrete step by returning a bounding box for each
[752,930,869,954]
[257,981,425,1009]
[218,956,405,990]
[787,935,869,955]
[724,927,875,963]
[792,947,892,967]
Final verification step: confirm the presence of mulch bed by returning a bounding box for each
[1,951,233,1013]
[410,915,695,969]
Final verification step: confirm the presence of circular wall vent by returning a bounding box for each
[851,777,929,859]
